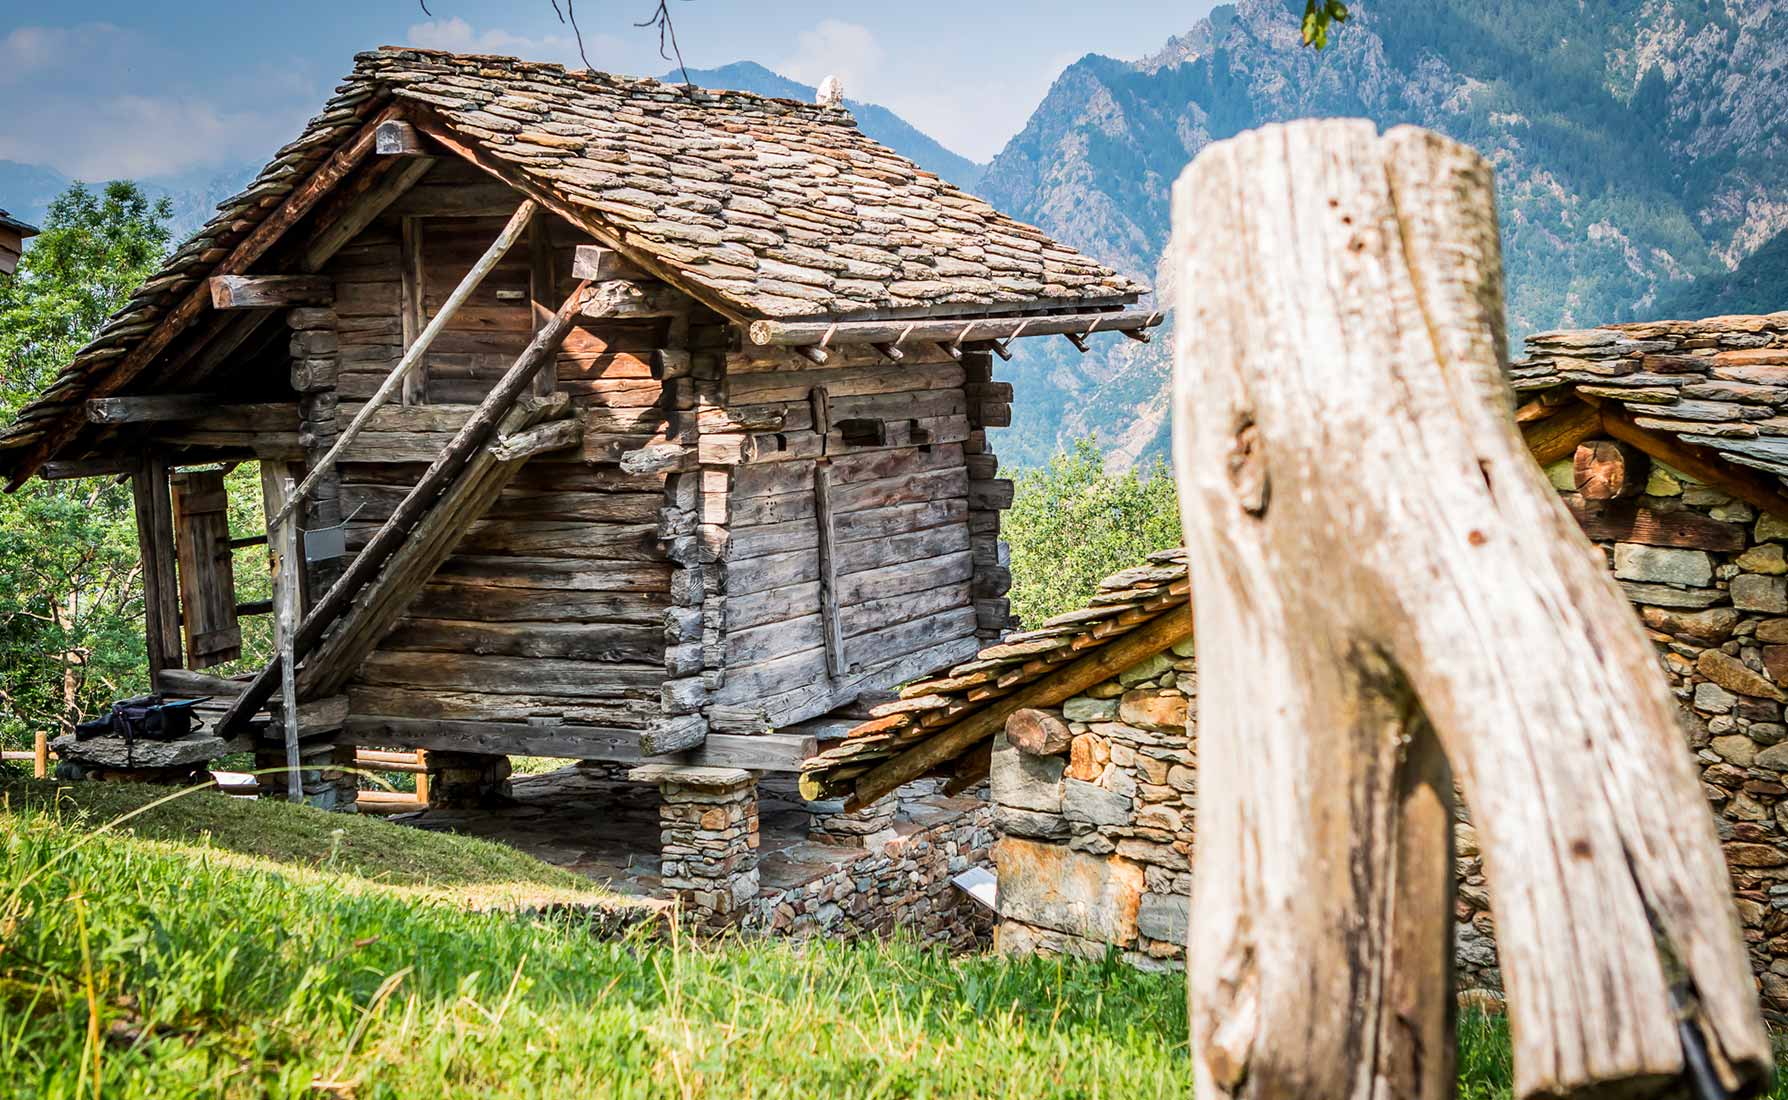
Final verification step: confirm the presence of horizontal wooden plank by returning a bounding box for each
[379,618,663,662]
[405,583,669,623]
[429,556,672,592]
[348,684,657,726]
[355,652,666,697]
[1561,493,1746,552]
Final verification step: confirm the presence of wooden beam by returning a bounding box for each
[374,119,424,156]
[747,308,1164,350]
[270,199,540,530]
[261,461,305,802]
[43,456,131,480]
[1572,439,1648,501]
[579,279,683,320]
[7,102,402,490]
[1519,399,1601,466]
[208,275,333,309]
[86,395,293,426]
[810,387,847,680]
[1597,401,1788,522]
[491,418,582,462]
[571,245,646,281]
[844,605,1193,809]
[298,152,437,273]
[130,453,182,672]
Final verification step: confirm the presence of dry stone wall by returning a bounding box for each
[989,474,1788,1016]
[989,636,1197,969]
[743,790,996,950]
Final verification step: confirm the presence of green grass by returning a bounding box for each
[0,780,1767,1098]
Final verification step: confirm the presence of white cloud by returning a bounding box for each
[406,16,624,70]
[778,19,885,102]
[0,23,132,86]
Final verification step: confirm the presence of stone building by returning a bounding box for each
[803,309,1788,1016]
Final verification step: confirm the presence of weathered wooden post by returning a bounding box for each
[1168,119,1770,1100]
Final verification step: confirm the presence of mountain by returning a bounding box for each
[976,0,1788,469]
[666,62,986,190]
[0,160,261,248]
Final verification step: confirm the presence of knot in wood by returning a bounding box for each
[1227,415,1269,517]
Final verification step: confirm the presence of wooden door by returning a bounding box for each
[170,469,241,668]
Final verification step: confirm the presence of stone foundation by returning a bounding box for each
[631,764,760,925]
[254,740,358,811]
[805,793,898,847]
[425,750,512,808]
[745,788,995,949]
[989,637,1196,967]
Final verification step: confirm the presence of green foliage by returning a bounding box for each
[0,182,171,422]
[0,184,172,756]
[1301,0,1351,48]
[0,785,1197,1098]
[0,782,1746,1097]
[1004,436,1181,627]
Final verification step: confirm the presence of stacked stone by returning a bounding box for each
[632,765,760,925]
[743,801,995,950]
[989,641,1197,969]
[425,751,513,808]
[253,741,358,811]
[806,794,898,847]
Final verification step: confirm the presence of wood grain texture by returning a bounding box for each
[1169,119,1767,1100]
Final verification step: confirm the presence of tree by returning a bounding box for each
[1003,437,1182,627]
[0,182,171,759]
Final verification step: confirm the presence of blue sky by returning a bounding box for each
[0,1,1217,181]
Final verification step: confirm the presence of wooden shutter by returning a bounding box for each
[170,469,241,669]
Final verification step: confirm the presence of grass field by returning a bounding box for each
[0,779,1748,1098]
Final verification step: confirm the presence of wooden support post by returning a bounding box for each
[810,386,846,678]
[260,461,304,803]
[130,452,182,672]
[1168,119,1768,1100]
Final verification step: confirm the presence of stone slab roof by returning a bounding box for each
[0,209,37,236]
[1510,312,1788,481]
[0,47,1140,480]
[801,548,1189,799]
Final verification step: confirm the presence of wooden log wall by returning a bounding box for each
[318,159,679,748]
[703,343,994,731]
[962,348,1015,637]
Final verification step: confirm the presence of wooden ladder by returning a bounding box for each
[217,281,591,736]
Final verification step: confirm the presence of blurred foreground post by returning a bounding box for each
[1168,119,1770,1100]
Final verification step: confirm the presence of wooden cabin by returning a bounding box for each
[0,49,1159,826]
[0,209,37,276]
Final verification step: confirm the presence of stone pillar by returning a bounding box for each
[424,751,512,808]
[255,740,357,811]
[630,764,760,925]
[806,793,897,847]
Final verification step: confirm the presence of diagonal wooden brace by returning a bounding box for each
[1169,120,1770,1100]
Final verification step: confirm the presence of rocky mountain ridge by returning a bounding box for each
[976,0,1788,468]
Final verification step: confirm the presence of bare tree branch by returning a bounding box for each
[412,2,694,82]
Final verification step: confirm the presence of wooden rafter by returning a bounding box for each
[1595,400,1788,521]
[407,109,752,326]
[6,101,403,490]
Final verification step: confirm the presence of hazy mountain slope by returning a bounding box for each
[977,0,1788,469]
[668,62,986,190]
[0,161,259,245]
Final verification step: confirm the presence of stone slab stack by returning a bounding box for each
[632,764,760,925]
[989,639,1196,968]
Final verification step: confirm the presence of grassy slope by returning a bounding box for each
[0,778,1660,1099]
